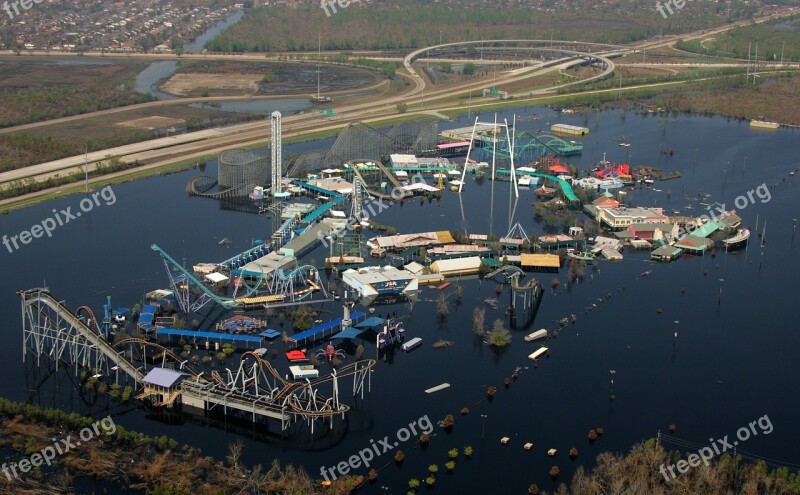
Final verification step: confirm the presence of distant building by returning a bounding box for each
[342,266,419,305]
[308,176,352,195]
[551,124,589,136]
[139,368,189,406]
[367,231,455,252]
[591,236,623,253]
[430,256,482,277]
[592,196,619,208]
[390,154,418,168]
[651,245,682,262]
[596,207,668,230]
[519,253,561,272]
[628,222,679,244]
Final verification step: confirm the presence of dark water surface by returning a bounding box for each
[1,107,798,493]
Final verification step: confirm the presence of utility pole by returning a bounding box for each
[753,42,758,85]
[642,29,647,64]
[746,42,751,80]
[84,144,89,192]
[781,41,785,66]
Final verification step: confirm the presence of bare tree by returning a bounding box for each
[472,307,486,336]
[227,440,244,474]
[437,293,449,319]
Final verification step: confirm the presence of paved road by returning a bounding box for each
[1,7,796,197]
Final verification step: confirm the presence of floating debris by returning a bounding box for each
[432,339,454,349]
[640,270,653,277]
[596,427,604,436]
[549,466,560,479]
[501,437,510,445]
[484,298,500,309]
[487,386,497,398]
[460,407,470,415]
[425,383,450,393]
[569,447,579,459]
[439,414,455,429]
[588,430,598,442]
[548,448,557,456]
[669,423,677,433]
[524,442,534,451]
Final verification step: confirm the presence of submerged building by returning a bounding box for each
[342,266,419,305]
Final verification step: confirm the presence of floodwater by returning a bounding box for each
[1,106,798,493]
[134,11,245,99]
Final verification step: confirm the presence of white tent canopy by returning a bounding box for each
[205,272,229,283]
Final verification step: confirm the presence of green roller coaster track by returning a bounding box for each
[478,132,583,161]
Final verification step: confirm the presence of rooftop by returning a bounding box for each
[142,368,189,389]
[603,207,666,218]
[630,222,676,232]
[431,256,482,272]
[343,266,416,285]
[520,253,561,268]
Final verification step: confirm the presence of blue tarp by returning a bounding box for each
[289,312,365,344]
[331,327,367,340]
[138,314,154,324]
[260,329,281,339]
[355,316,387,329]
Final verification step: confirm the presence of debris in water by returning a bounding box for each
[432,339,454,349]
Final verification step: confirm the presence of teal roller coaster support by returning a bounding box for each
[151,244,238,312]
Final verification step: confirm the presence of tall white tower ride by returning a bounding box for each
[270,111,282,195]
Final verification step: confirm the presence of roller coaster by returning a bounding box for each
[285,120,437,177]
[20,288,376,433]
[477,132,583,162]
[482,267,544,328]
[186,175,258,201]
[345,159,411,200]
[150,243,326,312]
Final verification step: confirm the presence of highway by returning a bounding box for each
[0,6,796,203]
